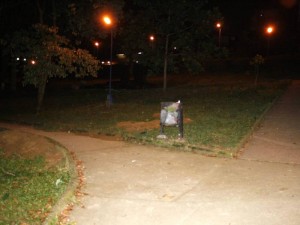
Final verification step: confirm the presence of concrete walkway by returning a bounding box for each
[239,80,300,164]
[1,81,300,225]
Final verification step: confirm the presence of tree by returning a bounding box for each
[1,0,127,113]
[9,24,100,113]
[62,0,124,42]
[119,0,223,90]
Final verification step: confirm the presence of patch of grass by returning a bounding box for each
[0,150,70,224]
[0,75,288,156]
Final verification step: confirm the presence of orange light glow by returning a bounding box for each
[149,35,155,41]
[103,16,112,25]
[280,0,297,8]
[31,60,36,65]
[216,23,221,28]
[94,42,100,47]
[266,26,274,35]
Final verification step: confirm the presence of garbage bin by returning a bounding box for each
[159,101,183,138]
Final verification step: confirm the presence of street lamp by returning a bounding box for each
[94,41,100,58]
[149,35,155,49]
[265,25,274,55]
[149,35,155,41]
[216,22,222,48]
[103,15,113,107]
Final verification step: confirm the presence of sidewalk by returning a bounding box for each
[239,80,300,164]
[0,80,299,225]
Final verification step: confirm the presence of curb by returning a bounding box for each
[42,139,79,225]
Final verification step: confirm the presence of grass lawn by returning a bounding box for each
[0,147,70,224]
[0,74,288,156]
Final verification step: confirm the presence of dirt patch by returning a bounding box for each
[117,120,160,132]
[0,130,64,168]
[117,114,192,132]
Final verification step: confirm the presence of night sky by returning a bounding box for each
[215,0,299,32]
[1,1,299,33]
[0,0,299,53]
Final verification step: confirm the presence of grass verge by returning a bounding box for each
[0,147,71,224]
[0,74,289,156]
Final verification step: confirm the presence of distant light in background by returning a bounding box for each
[117,53,126,59]
[16,57,27,62]
[149,35,155,41]
[149,35,155,49]
[31,60,36,65]
[94,41,100,58]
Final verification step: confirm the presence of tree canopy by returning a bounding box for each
[9,24,100,113]
[119,0,223,73]
[1,0,225,104]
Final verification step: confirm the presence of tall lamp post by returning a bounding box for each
[149,34,155,49]
[265,25,274,55]
[216,22,222,48]
[94,41,100,58]
[103,16,113,107]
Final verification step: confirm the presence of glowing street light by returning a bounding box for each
[149,35,155,41]
[102,15,113,107]
[266,26,274,35]
[103,16,112,25]
[265,25,275,55]
[94,41,100,48]
[149,35,155,49]
[94,41,100,58]
[216,22,222,48]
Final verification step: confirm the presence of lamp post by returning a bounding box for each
[265,25,274,55]
[149,35,155,49]
[103,16,113,107]
[94,41,100,58]
[216,22,222,48]
[149,35,155,41]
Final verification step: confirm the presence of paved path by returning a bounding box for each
[1,81,300,225]
[240,80,300,164]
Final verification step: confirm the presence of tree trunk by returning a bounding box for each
[36,0,44,24]
[163,9,171,92]
[36,74,47,115]
[163,34,169,92]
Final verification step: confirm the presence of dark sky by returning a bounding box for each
[1,0,299,41]
[212,0,299,43]
[214,0,270,31]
